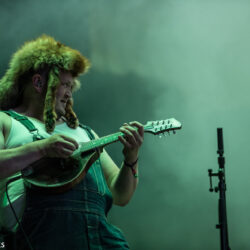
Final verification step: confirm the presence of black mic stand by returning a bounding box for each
[208,128,231,250]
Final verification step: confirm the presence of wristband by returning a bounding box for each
[124,158,138,178]
[124,158,138,168]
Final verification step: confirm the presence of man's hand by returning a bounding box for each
[118,121,144,163]
[40,134,79,158]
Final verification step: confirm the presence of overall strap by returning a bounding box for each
[79,123,103,165]
[2,111,44,140]
[79,123,95,140]
[78,123,103,169]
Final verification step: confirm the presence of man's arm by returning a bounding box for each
[92,122,144,206]
[0,135,79,179]
[0,115,79,179]
[100,149,139,206]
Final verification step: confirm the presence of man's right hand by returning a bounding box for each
[40,134,79,159]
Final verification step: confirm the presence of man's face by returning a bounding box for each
[55,71,74,118]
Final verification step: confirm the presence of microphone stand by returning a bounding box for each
[208,128,231,250]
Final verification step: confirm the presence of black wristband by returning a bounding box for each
[124,158,138,178]
[124,158,138,168]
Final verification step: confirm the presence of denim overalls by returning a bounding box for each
[3,111,129,250]
[15,160,129,250]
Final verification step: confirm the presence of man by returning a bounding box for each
[0,35,143,249]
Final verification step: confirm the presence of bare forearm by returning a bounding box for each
[111,162,139,206]
[0,141,44,178]
[112,120,143,205]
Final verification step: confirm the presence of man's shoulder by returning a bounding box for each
[0,111,12,144]
[0,111,12,129]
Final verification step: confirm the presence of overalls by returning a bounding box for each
[3,111,129,250]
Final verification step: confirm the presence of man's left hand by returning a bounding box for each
[118,121,144,164]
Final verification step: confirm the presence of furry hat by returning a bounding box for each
[0,34,90,132]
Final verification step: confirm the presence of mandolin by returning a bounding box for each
[22,118,182,193]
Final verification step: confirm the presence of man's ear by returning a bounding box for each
[32,74,44,93]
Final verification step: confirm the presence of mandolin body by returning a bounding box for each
[22,149,100,193]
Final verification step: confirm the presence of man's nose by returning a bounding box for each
[65,89,72,99]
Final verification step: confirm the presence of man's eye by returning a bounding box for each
[62,82,73,90]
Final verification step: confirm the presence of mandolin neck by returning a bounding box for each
[78,131,124,153]
[73,119,181,156]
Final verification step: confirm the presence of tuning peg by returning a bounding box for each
[173,130,176,134]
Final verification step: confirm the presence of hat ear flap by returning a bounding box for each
[44,68,59,133]
[65,98,79,129]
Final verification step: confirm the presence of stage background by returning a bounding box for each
[1,0,249,249]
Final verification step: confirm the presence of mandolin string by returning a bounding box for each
[78,132,123,153]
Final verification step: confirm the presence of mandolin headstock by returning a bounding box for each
[144,118,182,135]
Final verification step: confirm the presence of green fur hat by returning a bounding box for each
[0,34,90,132]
